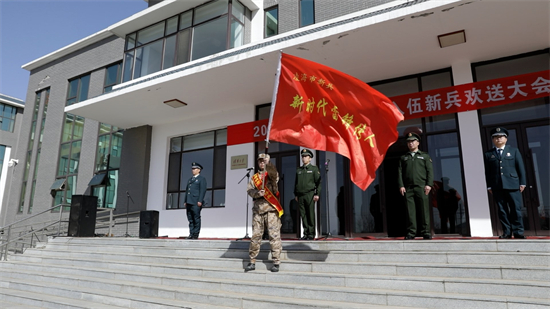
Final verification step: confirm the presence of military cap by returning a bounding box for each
[258,153,270,162]
[301,149,314,158]
[405,132,420,141]
[490,127,508,137]
[191,162,203,170]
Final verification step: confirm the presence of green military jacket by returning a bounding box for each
[294,164,321,196]
[397,150,434,188]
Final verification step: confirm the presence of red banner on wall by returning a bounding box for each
[228,70,549,146]
[392,70,550,120]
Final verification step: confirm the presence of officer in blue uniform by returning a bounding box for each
[484,127,527,239]
[184,162,207,239]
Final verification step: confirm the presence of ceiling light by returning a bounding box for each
[438,30,466,48]
[163,99,187,108]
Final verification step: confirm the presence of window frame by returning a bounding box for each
[103,62,123,93]
[66,73,91,106]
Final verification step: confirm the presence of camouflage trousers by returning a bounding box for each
[249,211,282,265]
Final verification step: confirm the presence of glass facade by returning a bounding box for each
[167,129,227,209]
[123,0,247,82]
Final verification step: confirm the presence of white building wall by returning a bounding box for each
[148,105,257,238]
[453,61,494,237]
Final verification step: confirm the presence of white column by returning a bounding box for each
[452,60,493,237]
[249,1,264,44]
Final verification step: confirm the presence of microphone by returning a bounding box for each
[325,159,330,166]
[126,191,130,197]
[246,167,254,171]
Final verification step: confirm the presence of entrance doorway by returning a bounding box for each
[483,122,550,236]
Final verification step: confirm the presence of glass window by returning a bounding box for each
[123,1,245,82]
[421,71,453,91]
[179,11,193,30]
[176,29,191,65]
[230,18,244,49]
[136,21,165,46]
[166,16,178,35]
[0,103,17,132]
[371,78,418,97]
[232,0,245,23]
[126,33,136,50]
[167,129,227,209]
[134,40,163,79]
[104,62,122,93]
[427,133,466,235]
[192,16,228,60]
[163,35,177,69]
[122,51,134,82]
[265,6,278,38]
[93,125,124,208]
[194,0,228,25]
[474,53,549,82]
[300,0,315,27]
[425,113,456,133]
[66,74,91,106]
[480,98,549,126]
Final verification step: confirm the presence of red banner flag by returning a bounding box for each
[268,53,404,190]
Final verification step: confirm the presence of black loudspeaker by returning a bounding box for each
[68,195,98,237]
[139,210,159,238]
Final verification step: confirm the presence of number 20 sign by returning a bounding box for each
[227,119,269,146]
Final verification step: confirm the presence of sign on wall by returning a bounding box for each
[230,155,248,170]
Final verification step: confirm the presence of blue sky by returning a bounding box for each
[0,0,148,102]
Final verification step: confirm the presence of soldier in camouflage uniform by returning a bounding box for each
[245,153,282,273]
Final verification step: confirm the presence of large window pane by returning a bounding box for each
[421,72,452,91]
[163,35,177,69]
[265,6,278,38]
[67,79,79,100]
[371,78,418,97]
[58,144,70,176]
[170,137,182,152]
[213,147,226,188]
[230,18,244,49]
[180,148,214,191]
[232,0,245,23]
[70,141,81,174]
[167,193,179,209]
[427,133,466,235]
[300,0,315,27]
[134,40,163,79]
[105,63,121,88]
[425,113,456,133]
[176,29,191,65]
[167,153,181,192]
[166,16,178,35]
[126,33,136,50]
[110,131,123,169]
[213,189,225,207]
[96,135,110,171]
[77,74,90,102]
[62,114,74,142]
[183,131,215,150]
[216,129,227,145]
[179,11,192,30]
[73,115,84,140]
[191,16,228,60]
[480,98,549,126]
[136,21,164,46]
[122,51,134,82]
[194,0,228,25]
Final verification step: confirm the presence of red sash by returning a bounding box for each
[252,172,284,217]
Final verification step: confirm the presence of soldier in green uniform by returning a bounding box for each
[398,132,434,240]
[294,149,321,240]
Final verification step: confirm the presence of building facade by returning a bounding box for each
[0,94,25,226]
[5,0,549,238]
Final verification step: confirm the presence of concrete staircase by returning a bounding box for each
[0,237,549,308]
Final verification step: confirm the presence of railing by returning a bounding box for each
[0,204,114,261]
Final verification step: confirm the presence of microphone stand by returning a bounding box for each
[237,168,253,241]
[124,191,134,237]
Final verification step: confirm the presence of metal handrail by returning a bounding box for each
[1,204,114,261]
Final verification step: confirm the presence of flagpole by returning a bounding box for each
[265,51,283,149]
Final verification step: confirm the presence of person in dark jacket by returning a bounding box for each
[398,132,434,240]
[483,127,527,239]
[184,162,207,239]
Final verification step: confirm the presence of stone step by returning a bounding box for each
[2,265,548,309]
[1,271,407,309]
[31,243,550,266]
[2,255,549,301]
[0,284,127,309]
[46,237,550,253]
[10,249,550,282]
